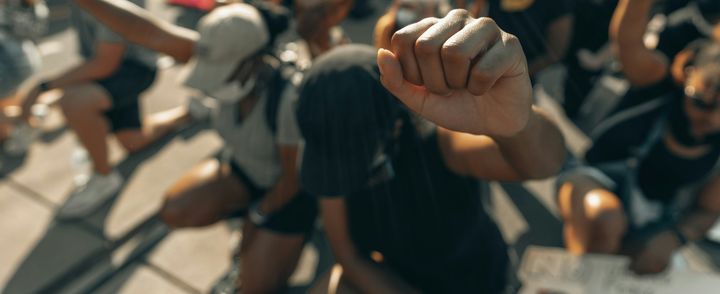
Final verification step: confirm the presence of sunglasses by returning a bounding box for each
[686,86,720,111]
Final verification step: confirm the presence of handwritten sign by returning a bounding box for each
[518,246,720,294]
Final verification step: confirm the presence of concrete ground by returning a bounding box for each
[2,0,720,293]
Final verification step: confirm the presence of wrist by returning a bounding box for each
[667,226,689,248]
[248,202,269,226]
[491,107,537,142]
[38,80,53,92]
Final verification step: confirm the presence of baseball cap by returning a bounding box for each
[179,3,270,94]
[297,44,402,196]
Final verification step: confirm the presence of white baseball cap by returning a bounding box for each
[180,3,270,93]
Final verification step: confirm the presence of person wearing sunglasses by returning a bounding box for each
[557,24,720,276]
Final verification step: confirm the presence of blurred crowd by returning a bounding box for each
[2,0,720,292]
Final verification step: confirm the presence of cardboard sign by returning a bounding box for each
[519,246,720,294]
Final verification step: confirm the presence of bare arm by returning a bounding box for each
[257,145,301,214]
[73,0,198,62]
[443,106,565,181]
[528,15,573,76]
[610,0,668,87]
[677,175,720,242]
[20,42,125,118]
[50,42,125,88]
[319,198,421,294]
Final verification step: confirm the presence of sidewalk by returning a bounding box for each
[2,0,719,293]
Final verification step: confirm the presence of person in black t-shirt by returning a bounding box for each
[484,0,574,77]
[561,0,618,119]
[558,0,720,274]
[558,39,720,275]
[299,10,566,294]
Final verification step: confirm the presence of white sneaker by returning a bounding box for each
[4,122,39,156]
[58,171,123,219]
[188,96,214,122]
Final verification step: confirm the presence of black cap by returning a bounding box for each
[297,44,401,196]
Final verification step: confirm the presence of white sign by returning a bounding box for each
[519,246,720,294]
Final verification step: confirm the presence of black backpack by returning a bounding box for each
[264,58,301,135]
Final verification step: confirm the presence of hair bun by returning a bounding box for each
[249,0,291,47]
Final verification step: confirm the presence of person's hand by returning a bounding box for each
[629,231,680,275]
[377,9,532,137]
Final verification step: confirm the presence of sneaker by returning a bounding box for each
[4,122,39,156]
[58,170,123,219]
[188,96,214,123]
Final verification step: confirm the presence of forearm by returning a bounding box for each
[493,107,566,179]
[677,208,720,242]
[610,0,668,86]
[258,174,300,215]
[73,0,197,62]
[610,0,653,47]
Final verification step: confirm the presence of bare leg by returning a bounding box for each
[160,158,250,228]
[309,264,362,294]
[558,175,629,254]
[58,84,114,175]
[115,105,190,153]
[238,224,308,294]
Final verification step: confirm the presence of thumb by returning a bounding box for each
[377,48,404,95]
[377,48,426,113]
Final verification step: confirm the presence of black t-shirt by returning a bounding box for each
[586,90,720,203]
[487,0,574,63]
[297,45,508,292]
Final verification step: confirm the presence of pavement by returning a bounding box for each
[2,0,720,293]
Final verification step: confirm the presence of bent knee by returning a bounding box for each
[159,196,216,228]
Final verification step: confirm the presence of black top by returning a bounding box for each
[297,45,508,292]
[487,0,574,63]
[586,90,720,203]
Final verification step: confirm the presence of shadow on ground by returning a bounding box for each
[1,124,204,294]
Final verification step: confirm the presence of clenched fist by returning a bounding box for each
[378,9,532,137]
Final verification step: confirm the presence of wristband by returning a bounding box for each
[248,202,269,226]
[669,226,689,246]
[38,81,52,92]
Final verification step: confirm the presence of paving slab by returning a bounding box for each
[95,264,191,294]
[59,221,170,294]
[74,130,222,240]
[147,222,235,293]
[0,183,107,294]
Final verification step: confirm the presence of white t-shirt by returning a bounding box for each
[212,83,302,188]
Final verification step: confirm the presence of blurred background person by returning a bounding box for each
[373,0,449,50]
[71,0,319,292]
[0,0,47,155]
[481,0,575,78]
[557,0,720,275]
[19,0,191,219]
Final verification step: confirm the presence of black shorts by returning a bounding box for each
[228,160,317,235]
[96,60,157,132]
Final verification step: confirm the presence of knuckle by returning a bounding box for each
[441,44,469,64]
[391,30,414,50]
[470,65,495,83]
[447,8,469,19]
[476,16,497,28]
[503,32,521,47]
[415,37,440,57]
